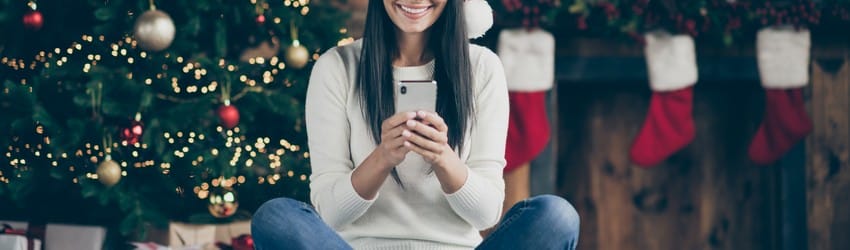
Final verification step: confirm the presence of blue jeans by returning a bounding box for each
[251,194,580,250]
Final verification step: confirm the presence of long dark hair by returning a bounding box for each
[357,0,474,184]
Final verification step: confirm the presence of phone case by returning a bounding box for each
[395,80,437,113]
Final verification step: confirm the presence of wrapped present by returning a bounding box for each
[44,224,106,250]
[0,221,28,230]
[0,222,43,250]
[129,241,217,250]
[0,235,26,250]
[168,222,217,247]
[129,242,169,250]
[146,221,251,249]
[213,221,249,244]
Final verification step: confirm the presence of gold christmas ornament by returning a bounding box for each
[97,156,121,187]
[134,9,176,52]
[285,41,309,69]
[207,187,239,218]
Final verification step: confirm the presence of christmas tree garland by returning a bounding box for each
[562,0,850,45]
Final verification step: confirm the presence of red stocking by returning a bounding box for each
[629,87,696,168]
[750,27,813,165]
[748,88,812,165]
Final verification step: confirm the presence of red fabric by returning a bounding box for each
[505,91,550,173]
[629,87,696,168]
[748,88,812,165]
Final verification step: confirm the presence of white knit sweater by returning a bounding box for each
[305,39,509,250]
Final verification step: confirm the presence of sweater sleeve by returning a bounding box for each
[444,48,509,230]
[306,48,375,228]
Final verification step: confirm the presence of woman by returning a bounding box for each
[251,0,580,249]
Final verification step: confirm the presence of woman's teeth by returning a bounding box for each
[399,5,429,14]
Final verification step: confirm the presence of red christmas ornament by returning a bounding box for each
[231,234,254,250]
[120,120,144,145]
[22,10,43,30]
[256,14,266,24]
[217,103,240,129]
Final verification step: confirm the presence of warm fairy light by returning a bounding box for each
[2,27,327,188]
[338,37,355,46]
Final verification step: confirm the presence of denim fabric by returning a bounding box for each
[251,195,579,250]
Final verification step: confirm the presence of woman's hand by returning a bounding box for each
[376,111,417,169]
[403,111,463,170]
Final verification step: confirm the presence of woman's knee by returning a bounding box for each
[251,198,308,233]
[254,197,303,218]
[527,194,580,235]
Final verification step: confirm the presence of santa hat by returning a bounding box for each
[464,0,493,39]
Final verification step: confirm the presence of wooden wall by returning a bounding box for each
[807,48,850,250]
[554,39,850,250]
[557,82,782,250]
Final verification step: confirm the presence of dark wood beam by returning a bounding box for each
[555,56,760,83]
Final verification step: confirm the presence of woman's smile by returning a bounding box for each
[396,3,434,19]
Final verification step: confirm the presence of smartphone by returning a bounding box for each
[395,80,437,114]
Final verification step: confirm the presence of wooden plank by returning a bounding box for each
[529,90,558,195]
[780,143,808,250]
[556,82,600,249]
[807,49,850,250]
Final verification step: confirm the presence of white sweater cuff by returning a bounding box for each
[757,26,811,89]
[644,32,698,92]
[333,171,376,219]
[444,172,482,210]
[443,170,498,230]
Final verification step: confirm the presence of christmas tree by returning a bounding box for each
[0,0,349,239]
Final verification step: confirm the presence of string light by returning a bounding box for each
[2,0,332,195]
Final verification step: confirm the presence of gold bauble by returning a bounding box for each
[133,9,176,52]
[207,187,239,218]
[285,44,310,69]
[96,158,121,187]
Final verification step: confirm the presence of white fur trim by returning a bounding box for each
[757,27,811,89]
[498,28,555,92]
[464,0,493,39]
[644,32,698,92]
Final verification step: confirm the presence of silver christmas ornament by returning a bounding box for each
[133,9,176,52]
